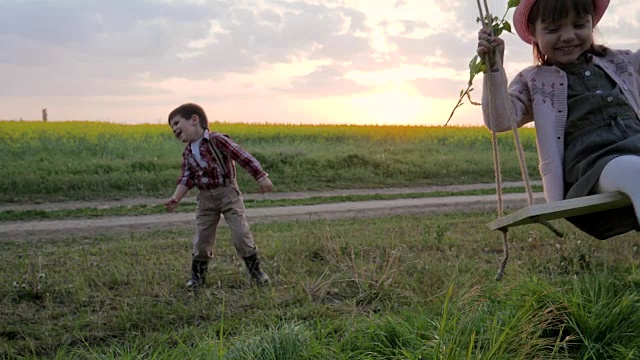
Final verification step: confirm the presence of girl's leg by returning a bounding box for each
[596,155,640,223]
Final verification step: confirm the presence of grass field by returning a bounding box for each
[3,213,640,359]
[4,121,640,359]
[0,121,539,203]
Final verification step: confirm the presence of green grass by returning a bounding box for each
[0,185,544,222]
[5,121,638,359]
[3,212,640,359]
[0,121,540,203]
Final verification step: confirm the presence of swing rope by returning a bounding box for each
[475,0,563,280]
[475,0,509,281]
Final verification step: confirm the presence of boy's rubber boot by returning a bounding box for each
[186,259,208,288]
[243,254,271,286]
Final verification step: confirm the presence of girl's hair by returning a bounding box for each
[168,103,209,130]
[528,0,607,65]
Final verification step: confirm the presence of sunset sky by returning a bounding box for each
[1,0,639,126]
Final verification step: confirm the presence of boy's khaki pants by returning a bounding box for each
[192,183,257,261]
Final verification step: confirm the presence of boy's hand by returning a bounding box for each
[165,197,179,212]
[258,177,273,193]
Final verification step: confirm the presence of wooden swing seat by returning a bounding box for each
[489,191,631,231]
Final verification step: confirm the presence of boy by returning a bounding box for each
[165,103,273,288]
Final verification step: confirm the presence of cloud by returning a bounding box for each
[0,0,378,97]
[0,0,223,99]
[599,5,640,48]
[1,0,640,125]
[0,62,172,97]
[394,0,407,9]
[282,63,371,97]
[0,0,216,61]
[389,31,473,65]
[412,77,471,100]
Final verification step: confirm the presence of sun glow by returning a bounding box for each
[349,82,425,125]
[296,81,457,126]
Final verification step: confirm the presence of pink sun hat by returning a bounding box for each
[513,0,610,44]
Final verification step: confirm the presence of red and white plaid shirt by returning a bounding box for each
[177,130,267,190]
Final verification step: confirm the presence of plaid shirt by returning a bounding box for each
[177,130,267,190]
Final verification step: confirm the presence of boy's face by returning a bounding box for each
[169,115,203,143]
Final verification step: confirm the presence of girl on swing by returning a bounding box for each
[477,0,640,239]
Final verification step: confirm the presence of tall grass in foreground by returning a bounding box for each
[3,211,640,359]
[0,121,539,203]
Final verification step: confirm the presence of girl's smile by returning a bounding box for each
[533,13,593,65]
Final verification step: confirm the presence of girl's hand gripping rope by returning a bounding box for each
[444,0,516,126]
[477,28,505,71]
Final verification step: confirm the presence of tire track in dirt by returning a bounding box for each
[0,181,541,212]
[0,185,545,241]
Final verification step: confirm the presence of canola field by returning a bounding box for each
[0,121,539,203]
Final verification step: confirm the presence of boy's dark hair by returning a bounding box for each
[168,103,209,130]
[528,0,607,65]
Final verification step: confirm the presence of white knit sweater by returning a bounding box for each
[482,49,640,202]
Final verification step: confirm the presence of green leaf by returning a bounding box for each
[468,55,479,70]
[446,0,518,125]
[469,56,486,81]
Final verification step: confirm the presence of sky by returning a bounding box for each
[1,0,639,126]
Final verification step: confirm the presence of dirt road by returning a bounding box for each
[0,181,543,241]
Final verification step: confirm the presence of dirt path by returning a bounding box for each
[0,181,543,241]
[0,181,541,212]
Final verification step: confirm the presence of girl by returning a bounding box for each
[477,0,640,239]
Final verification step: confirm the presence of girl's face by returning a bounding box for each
[532,12,594,65]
